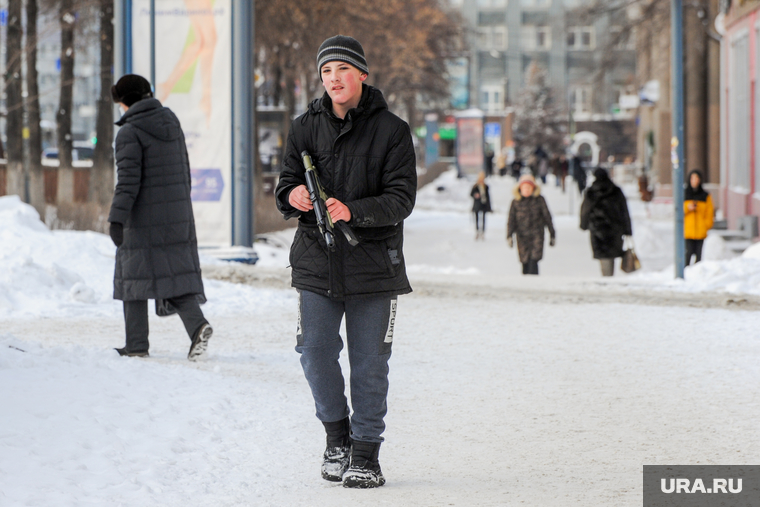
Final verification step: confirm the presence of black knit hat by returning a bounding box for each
[317,35,369,75]
[111,74,153,107]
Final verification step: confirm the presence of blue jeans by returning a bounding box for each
[296,290,396,443]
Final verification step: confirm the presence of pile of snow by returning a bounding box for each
[0,195,290,319]
[625,238,760,295]
[0,196,118,317]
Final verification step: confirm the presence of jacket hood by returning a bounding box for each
[587,171,619,199]
[512,182,542,201]
[116,98,182,142]
[303,84,388,122]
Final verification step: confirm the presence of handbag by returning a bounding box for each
[620,237,641,273]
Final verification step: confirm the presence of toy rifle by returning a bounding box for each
[301,151,359,251]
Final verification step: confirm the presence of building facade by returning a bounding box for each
[721,0,760,228]
[450,0,637,161]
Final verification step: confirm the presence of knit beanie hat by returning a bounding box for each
[111,74,153,107]
[317,35,369,75]
[517,173,537,188]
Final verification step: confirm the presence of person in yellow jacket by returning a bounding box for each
[684,170,714,265]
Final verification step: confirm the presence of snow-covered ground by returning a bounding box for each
[1,171,759,506]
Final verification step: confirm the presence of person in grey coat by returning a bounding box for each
[108,74,212,360]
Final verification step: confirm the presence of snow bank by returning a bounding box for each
[0,196,118,318]
[0,195,290,319]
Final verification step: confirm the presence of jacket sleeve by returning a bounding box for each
[108,126,142,224]
[540,196,555,239]
[274,127,305,220]
[507,201,516,237]
[684,200,695,215]
[346,123,417,227]
[619,189,633,235]
[579,194,590,231]
[705,195,715,231]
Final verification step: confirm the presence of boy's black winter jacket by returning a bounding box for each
[275,85,417,300]
[108,98,205,302]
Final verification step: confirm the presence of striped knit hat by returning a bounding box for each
[317,35,369,75]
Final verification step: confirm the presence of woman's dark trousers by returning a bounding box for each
[474,211,486,232]
[522,260,539,275]
[123,294,207,352]
[685,239,704,265]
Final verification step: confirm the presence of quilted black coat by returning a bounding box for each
[275,85,417,300]
[580,169,632,259]
[108,98,205,302]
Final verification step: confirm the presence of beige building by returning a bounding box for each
[635,0,721,202]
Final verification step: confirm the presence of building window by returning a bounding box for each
[481,84,505,113]
[521,0,550,9]
[570,86,593,117]
[478,10,507,25]
[730,32,751,190]
[610,26,635,50]
[478,0,507,6]
[521,26,551,50]
[478,26,508,50]
[567,26,595,50]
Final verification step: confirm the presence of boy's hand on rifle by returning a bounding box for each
[326,198,351,222]
[288,185,313,212]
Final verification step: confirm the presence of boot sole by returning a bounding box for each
[342,472,385,489]
[188,324,213,361]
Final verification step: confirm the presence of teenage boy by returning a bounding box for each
[108,74,212,360]
[275,35,416,488]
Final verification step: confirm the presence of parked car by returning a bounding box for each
[42,141,95,162]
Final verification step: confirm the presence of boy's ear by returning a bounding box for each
[360,73,368,82]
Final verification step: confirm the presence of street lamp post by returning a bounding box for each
[672,0,686,279]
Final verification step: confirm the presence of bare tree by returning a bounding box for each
[5,0,24,197]
[26,0,45,213]
[56,0,76,171]
[513,62,566,159]
[90,0,114,206]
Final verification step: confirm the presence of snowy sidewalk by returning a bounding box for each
[2,174,760,506]
[3,289,759,506]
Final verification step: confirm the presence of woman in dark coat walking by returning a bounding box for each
[108,74,212,360]
[507,174,556,275]
[471,171,492,240]
[580,167,633,276]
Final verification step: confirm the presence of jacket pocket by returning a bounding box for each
[290,225,329,280]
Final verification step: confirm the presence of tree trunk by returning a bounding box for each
[56,0,76,203]
[26,0,45,214]
[5,0,25,197]
[91,0,115,206]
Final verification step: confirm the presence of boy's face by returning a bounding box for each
[321,61,367,109]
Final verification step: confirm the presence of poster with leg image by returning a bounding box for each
[131,0,232,247]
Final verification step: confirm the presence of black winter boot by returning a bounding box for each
[342,439,385,488]
[321,417,351,482]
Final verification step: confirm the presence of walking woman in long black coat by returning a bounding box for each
[580,168,633,276]
[108,74,212,359]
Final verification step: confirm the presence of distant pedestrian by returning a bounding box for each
[108,74,212,359]
[580,168,632,277]
[572,155,586,194]
[507,174,556,275]
[558,155,569,193]
[496,148,508,177]
[484,147,494,177]
[684,169,714,265]
[471,171,492,240]
[510,158,523,179]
